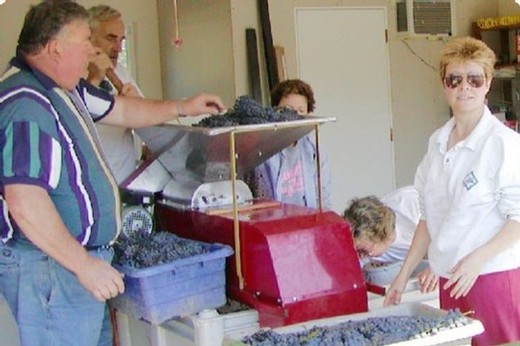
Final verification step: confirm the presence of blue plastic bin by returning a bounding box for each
[110,239,233,324]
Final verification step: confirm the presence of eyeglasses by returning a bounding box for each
[357,247,374,258]
[356,241,377,258]
[443,73,486,89]
[356,233,395,258]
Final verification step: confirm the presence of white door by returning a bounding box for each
[296,7,395,213]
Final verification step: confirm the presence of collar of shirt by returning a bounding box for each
[10,49,102,101]
[11,48,59,91]
[99,79,114,93]
[435,106,493,153]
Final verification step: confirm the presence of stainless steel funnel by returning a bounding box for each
[136,116,336,183]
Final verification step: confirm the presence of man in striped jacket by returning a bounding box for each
[0,2,224,345]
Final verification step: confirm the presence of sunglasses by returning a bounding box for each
[443,73,486,89]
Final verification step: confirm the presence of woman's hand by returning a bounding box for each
[383,271,408,307]
[443,251,485,299]
[416,267,438,293]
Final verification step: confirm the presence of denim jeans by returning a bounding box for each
[0,241,114,346]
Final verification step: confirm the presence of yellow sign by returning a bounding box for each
[477,14,520,30]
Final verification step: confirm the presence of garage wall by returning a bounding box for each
[499,0,520,16]
[156,0,237,106]
[155,0,273,109]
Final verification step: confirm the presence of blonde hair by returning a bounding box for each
[88,5,121,31]
[343,196,395,243]
[439,37,496,81]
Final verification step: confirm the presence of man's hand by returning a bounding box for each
[104,92,227,128]
[120,83,142,98]
[76,255,125,302]
[87,48,114,86]
[182,93,226,116]
[5,184,125,302]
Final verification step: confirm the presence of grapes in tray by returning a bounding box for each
[241,309,470,346]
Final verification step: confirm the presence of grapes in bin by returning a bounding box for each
[113,231,210,268]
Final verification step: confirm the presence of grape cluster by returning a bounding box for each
[242,309,468,346]
[194,95,303,128]
[113,231,210,268]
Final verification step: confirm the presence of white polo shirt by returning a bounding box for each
[415,106,520,277]
[371,185,420,263]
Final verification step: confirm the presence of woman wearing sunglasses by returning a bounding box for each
[384,37,520,345]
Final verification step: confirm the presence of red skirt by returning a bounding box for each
[439,267,520,346]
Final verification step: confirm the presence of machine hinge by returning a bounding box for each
[390,127,393,142]
[385,29,388,43]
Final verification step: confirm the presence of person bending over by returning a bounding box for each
[344,186,437,291]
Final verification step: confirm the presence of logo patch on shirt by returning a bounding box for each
[463,171,478,191]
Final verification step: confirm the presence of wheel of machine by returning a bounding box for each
[121,205,154,236]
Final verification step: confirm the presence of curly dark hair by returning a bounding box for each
[17,0,88,55]
[270,79,316,113]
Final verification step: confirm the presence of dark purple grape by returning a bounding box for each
[193,96,303,128]
[241,309,467,346]
[113,231,209,268]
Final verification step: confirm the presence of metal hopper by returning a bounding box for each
[137,116,335,182]
[129,116,335,209]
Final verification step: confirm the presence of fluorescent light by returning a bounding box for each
[516,0,520,5]
[0,0,5,5]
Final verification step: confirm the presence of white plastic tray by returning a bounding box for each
[224,302,484,346]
